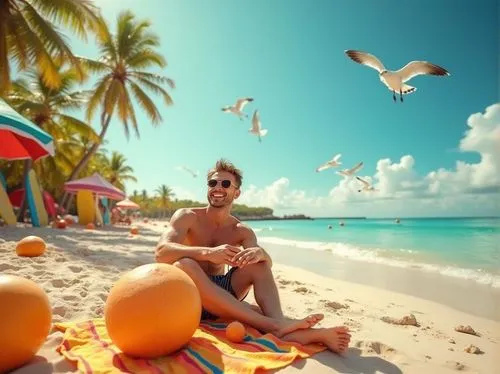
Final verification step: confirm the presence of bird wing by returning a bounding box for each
[345,50,386,73]
[356,176,369,187]
[396,61,450,82]
[349,161,364,174]
[251,110,261,131]
[332,153,342,162]
[316,163,332,172]
[235,97,254,111]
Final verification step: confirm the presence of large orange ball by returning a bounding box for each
[16,236,46,257]
[0,275,52,372]
[104,263,201,358]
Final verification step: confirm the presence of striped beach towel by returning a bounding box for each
[54,319,325,373]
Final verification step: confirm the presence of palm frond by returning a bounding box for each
[129,71,175,88]
[77,56,112,74]
[131,77,173,106]
[128,80,162,125]
[126,49,166,69]
[86,76,110,122]
[11,11,61,89]
[58,114,100,142]
[21,2,82,79]
[30,0,101,40]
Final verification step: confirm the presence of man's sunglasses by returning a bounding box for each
[207,179,238,189]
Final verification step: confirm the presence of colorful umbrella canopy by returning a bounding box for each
[116,198,140,210]
[64,173,126,200]
[0,99,55,161]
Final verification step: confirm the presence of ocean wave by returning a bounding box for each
[257,236,500,288]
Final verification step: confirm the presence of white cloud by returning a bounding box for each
[238,103,500,217]
[238,178,317,209]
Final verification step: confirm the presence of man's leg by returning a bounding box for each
[231,262,314,320]
[281,326,352,354]
[174,259,321,336]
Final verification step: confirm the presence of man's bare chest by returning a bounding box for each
[187,225,242,247]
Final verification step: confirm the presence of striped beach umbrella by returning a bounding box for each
[0,99,55,161]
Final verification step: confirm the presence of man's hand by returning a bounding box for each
[232,247,265,268]
[207,244,241,265]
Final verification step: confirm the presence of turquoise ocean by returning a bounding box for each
[247,217,500,288]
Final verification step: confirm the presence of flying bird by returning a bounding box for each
[222,97,254,120]
[176,165,199,178]
[316,154,342,172]
[249,110,268,143]
[344,50,450,102]
[356,176,377,192]
[336,161,364,178]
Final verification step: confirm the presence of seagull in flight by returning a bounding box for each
[356,176,377,192]
[336,161,363,178]
[222,97,254,120]
[176,165,198,178]
[249,110,268,143]
[316,154,342,172]
[344,50,450,102]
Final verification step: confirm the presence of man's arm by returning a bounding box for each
[155,208,211,264]
[241,226,273,267]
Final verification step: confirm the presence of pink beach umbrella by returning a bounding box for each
[64,173,125,200]
[116,198,140,210]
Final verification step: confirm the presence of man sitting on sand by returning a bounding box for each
[155,159,351,353]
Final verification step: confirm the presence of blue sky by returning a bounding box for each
[67,0,499,216]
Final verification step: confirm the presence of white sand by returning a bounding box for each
[0,221,499,374]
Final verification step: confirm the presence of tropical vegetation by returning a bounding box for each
[0,1,274,221]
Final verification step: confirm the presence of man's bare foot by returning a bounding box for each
[322,326,351,354]
[273,314,324,337]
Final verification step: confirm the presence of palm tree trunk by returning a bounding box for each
[60,114,112,207]
[17,159,32,222]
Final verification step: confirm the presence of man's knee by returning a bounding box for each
[244,261,272,277]
[173,258,201,273]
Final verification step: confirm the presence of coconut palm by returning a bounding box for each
[0,0,100,95]
[155,184,175,217]
[103,151,137,192]
[6,68,99,218]
[65,10,175,185]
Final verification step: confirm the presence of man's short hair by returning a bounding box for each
[207,159,243,188]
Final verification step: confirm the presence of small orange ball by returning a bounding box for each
[16,236,46,257]
[86,223,95,230]
[130,226,139,235]
[57,219,66,229]
[226,321,246,343]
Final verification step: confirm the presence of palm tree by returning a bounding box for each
[104,151,137,192]
[0,0,100,95]
[65,10,175,185]
[6,67,99,218]
[155,184,175,217]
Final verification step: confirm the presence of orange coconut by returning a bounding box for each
[15,236,46,257]
[104,263,201,358]
[0,275,52,372]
